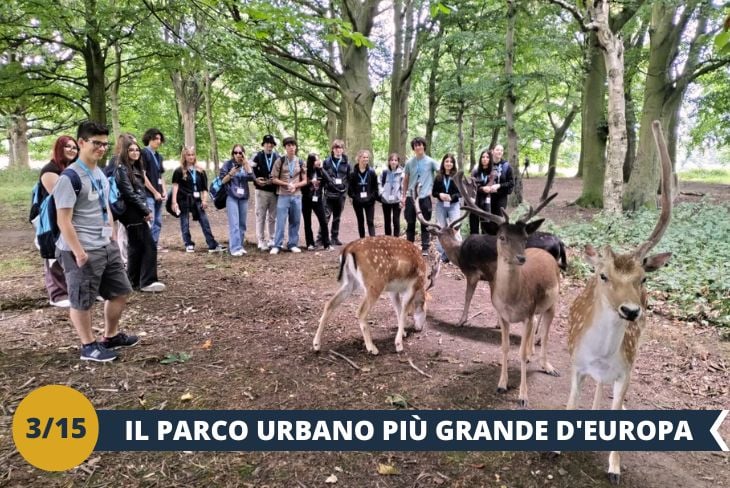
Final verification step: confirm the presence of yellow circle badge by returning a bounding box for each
[12,385,99,471]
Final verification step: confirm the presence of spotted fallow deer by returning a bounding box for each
[564,121,673,485]
[313,236,439,355]
[454,173,561,407]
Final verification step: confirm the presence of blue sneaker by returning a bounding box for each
[80,342,117,362]
[100,332,140,350]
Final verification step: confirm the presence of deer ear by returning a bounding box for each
[643,252,672,272]
[525,218,545,235]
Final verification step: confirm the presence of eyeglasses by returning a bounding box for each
[85,139,109,149]
[233,151,244,155]
[64,144,79,151]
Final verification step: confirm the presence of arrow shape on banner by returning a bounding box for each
[710,410,729,452]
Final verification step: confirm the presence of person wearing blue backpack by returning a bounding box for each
[219,144,254,256]
[54,121,137,362]
[34,135,78,307]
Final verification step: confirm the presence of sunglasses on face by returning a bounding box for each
[233,151,244,155]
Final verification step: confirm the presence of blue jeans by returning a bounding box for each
[180,202,218,250]
[435,200,462,259]
[226,196,248,253]
[145,196,163,244]
[274,194,302,249]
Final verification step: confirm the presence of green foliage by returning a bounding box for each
[160,352,192,364]
[556,202,730,328]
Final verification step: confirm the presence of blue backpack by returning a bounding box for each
[103,161,126,218]
[29,181,43,223]
[209,175,227,210]
[36,169,82,259]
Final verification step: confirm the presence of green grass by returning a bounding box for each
[0,167,37,205]
[678,168,730,184]
[0,256,37,275]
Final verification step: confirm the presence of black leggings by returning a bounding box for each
[352,201,375,238]
[382,202,401,237]
[303,196,330,247]
[125,221,158,288]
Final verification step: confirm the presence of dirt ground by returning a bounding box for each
[0,176,728,487]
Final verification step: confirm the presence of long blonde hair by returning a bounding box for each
[179,146,196,180]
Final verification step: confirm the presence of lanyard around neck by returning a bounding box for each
[188,168,197,189]
[358,169,369,187]
[265,152,274,172]
[443,176,451,192]
[76,160,108,224]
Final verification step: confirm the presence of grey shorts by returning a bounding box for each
[58,244,133,310]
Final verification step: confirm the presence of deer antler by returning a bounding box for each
[635,120,673,260]
[520,193,559,223]
[454,172,505,225]
[414,183,443,233]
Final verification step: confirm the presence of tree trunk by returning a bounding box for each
[577,34,607,207]
[171,71,201,149]
[425,34,442,155]
[468,113,477,171]
[83,0,107,126]
[108,41,122,139]
[505,0,521,206]
[389,0,406,157]
[204,70,220,171]
[623,83,637,182]
[456,102,465,165]
[543,105,578,201]
[489,99,504,150]
[8,110,29,168]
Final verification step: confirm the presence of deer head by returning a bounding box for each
[454,172,557,266]
[581,120,673,323]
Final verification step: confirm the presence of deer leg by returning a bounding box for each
[592,382,603,410]
[357,289,381,355]
[518,316,535,408]
[538,307,559,377]
[566,367,584,410]
[395,287,417,352]
[313,279,356,352]
[608,375,632,485]
[533,314,542,347]
[387,291,405,336]
[496,317,511,394]
[458,274,479,326]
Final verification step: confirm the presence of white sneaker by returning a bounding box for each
[50,299,71,308]
[140,282,166,293]
[208,245,226,253]
[270,247,280,255]
[307,245,315,251]
[185,245,195,253]
[231,249,245,257]
[290,246,302,253]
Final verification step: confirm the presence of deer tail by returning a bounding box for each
[337,251,357,282]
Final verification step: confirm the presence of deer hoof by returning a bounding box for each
[395,343,403,353]
[496,386,508,394]
[519,399,529,409]
[543,367,560,377]
[607,473,621,485]
[534,338,542,346]
[369,347,380,356]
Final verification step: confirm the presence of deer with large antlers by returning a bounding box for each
[454,174,561,407]
[415,196,567,327]
[563,121,673,485]
[313,236,439,355]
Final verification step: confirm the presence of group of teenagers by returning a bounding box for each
[35,120,514,362]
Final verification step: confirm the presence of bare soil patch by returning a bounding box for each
[1,177,728,487]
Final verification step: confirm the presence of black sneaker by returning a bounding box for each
[100,332,140,350]
[80,342,118,362]
[332,239,343,246]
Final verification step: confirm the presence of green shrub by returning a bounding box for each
[555,201,730,328]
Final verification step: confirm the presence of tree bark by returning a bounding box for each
[577,33,607,207]
[108,40,122,139]
[425,38,442,156]
[204,70,220,172]
[171,71,201,149]
[505,0,521,206]
[83,0,107,125]
[489,100,504,152]
[8,110,29,168]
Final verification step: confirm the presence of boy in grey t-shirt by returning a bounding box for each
[401,136,439,254]
[55,121,137,362]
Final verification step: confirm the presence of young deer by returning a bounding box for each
[313,236,439,355]
[455,173,561,407]
[415,198,567,327]
[564,121,673,485]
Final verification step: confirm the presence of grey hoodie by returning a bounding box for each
[379,167,404,204]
